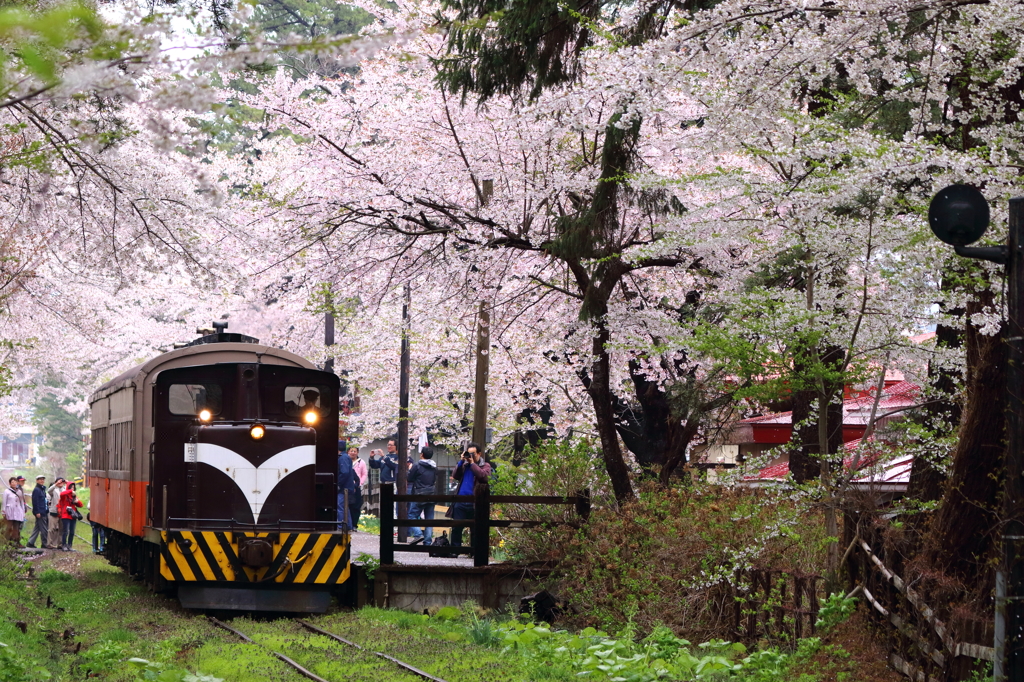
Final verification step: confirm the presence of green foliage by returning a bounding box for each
[435,0,598,102]
[31,393,85,475]
[253,0,371,41]
[434,613,798,681]
[357,514,380,535]
[466,612,503,647]
[965,663,993,681]
[0,642,51,682]
[491,436,611,562]
[0,0,118,101]
[355,551,380,581]
[434,605,462,621]
[556,484,828,638]
[80,640,130,677]
[687,288,869,406]
[815,594,858,632]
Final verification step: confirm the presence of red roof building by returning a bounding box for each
[700,381,920,490]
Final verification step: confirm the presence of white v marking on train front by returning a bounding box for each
[184,443,316,523]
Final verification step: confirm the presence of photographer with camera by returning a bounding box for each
[449,442,492,548]
[368,441,398,483]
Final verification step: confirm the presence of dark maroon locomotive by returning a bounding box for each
[89,331,349,612]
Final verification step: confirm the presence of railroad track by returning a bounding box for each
[209,616,448,682]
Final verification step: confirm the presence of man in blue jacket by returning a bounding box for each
[337,440,359,531]
[450,443,492,548]
[368,440,398,483]
[26,475,48,549]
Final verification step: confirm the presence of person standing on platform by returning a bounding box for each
[337,441,359,531]
[45,478,65,549]
[26,475,48,548]
[347,446,366,529]
[450,443,492,548]
[369,440,398,484]
[407,446,437,544]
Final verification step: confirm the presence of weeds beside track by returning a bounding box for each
[210,617,448,682]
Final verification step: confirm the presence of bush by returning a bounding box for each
[555,483,828,640]
[490,437,612,562]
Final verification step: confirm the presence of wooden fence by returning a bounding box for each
[731,569,821,642]
[379,483,590,567]
[847,533,994,682]
[361,482,379,517]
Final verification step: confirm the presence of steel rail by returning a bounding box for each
[208,617,329,682]
[295,619,449,682]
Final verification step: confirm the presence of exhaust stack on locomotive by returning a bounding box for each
[87,326,349,612]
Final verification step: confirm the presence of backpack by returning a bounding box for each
[427,532,450,558]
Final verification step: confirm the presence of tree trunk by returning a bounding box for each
[790,387,819,483]
[926,291,1005,582]
[659,420,701,485]
[789,348,845,483]
[907,320,964,502]
[588,319,636,504]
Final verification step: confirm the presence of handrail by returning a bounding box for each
[379,484,590,567]
[855,538,996,669]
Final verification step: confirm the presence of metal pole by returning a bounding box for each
[396,284,411,543]
[472,302,490,447]
[1005,197,1024,682]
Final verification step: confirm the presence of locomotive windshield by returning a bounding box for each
[168,383,223,415]
[284,385,330,417]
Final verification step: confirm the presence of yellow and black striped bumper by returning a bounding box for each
[159,531,350,585]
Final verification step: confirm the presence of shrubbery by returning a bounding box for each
[490,437,613,563]
[399,601,855,682]
[557,483,829,638]
[490,438,829,641]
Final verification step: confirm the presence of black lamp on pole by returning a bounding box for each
[929,184,1024,682]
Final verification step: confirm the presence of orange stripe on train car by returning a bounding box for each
[131,480,146,536]
[95,478,148,537]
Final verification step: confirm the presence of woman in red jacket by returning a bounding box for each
[58,483,83,551]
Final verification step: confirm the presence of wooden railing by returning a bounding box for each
[847,533,994,681]
[361,482,379,517]
[732,569,821,642]
[378,483,590,567]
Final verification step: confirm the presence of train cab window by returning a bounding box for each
[168,383,223,416]
[284,386,330,418]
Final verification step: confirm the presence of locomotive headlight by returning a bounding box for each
[198,409,212,422]
[303,410,318,425]
[250,423,265,440]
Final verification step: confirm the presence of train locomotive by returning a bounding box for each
[87,328,348,612]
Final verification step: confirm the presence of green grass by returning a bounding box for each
[0,544,868,682]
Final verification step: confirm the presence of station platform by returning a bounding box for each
[345,531,550,612]
[349,531,474,568]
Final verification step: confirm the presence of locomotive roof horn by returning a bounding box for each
[189,320,260,347]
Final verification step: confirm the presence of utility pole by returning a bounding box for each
[324,310,335,374]
[396,283,411,543]
[472,302,490,447]
[1004,197,1024,682]
[928,187,1023,682]
[469,180,494,451]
